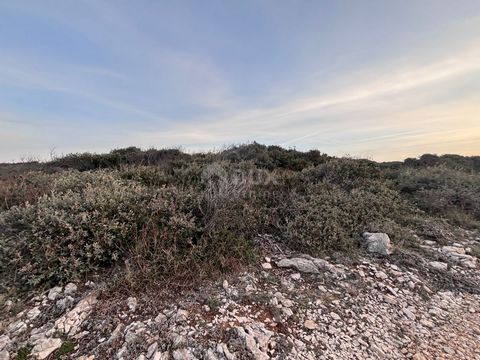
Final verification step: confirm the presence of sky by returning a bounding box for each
[1,0,479,162]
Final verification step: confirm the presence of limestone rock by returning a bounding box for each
[235,322,273,360]
[261,262,272,270]
[429,261,448,271]
[362,232,392,255]
[31,337,62,359]
[304,319,317,330]
[276,258,319,274]
[127,297,138,312]
[64,283,78,296]
[55,293,97,335]
[47,286,63,301]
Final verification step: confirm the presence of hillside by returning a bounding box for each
[1,144,480,359]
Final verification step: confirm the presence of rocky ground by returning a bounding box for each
[1,230,480,360]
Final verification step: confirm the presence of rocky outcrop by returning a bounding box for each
[1,231,480,359]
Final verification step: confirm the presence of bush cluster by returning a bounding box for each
[396,166,480,228]
[1,144,478,294]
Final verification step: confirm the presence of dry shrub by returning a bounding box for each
[0,172,53,211]
[3,148,478,295]
[0,171,152,291]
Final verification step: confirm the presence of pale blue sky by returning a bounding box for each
[1,0,479,162]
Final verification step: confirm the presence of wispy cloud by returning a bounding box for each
[134,44,480,158]
[1,1,479,162]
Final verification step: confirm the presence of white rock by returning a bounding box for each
[429,261,448,271]
[375,271,388,280]
[291,273,301,280]
[31,337,62,359]
[175,309,188,323]
[276,258,319,274]
[330,312,341,321]
[47,286,63,301]
[304,319,317,330]
[236,322,273,360]
[204,348,219,360]
[7,320,27,336]
[127,297,138,312]
[441,246,465,255]
[146,342,158,358]
[55,293,97,335]
[362,232,392,255]
[261,262,272,270]
[154,313,167,324]
[172,349,193,360]
[27,306,41,320]
[152,351,169,360]
[64,283,78,295]
[0,335,10,352]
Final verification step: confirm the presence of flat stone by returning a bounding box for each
[27,306,41,320]
[261,262,272,270]
[64,283,78,296]
[429,261,448,271]
[330,312,341,321]
[276,258,319,274]
[442,246,465,255]
[55,293,97,335]
[375,271,388,280]
[304,319,317,330]
[47,286,63,301]
[31,337,62,359]
[0,335,10,352]
[127,297,138,312]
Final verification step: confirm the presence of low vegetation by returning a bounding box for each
[1,144,478,295]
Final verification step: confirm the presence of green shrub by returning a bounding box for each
[2,146,478,296]
[280,181,414,254]
[0,171,152,290]
[396,166,480,228]
[16,345,32,360]
[57,340,75,358]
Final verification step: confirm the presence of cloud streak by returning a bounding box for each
[0,1,479,162]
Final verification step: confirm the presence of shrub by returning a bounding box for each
[280,181,414,254]
[0,171,152,290]
[0,172,53,211]
[396,166,480,228]
[2,146,477,296]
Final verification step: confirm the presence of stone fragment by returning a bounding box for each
[64,283,78,295]
[441,246,465,255]
[31,337,62,359]
[127,297,138,312]
[27,306,41,320]
[47,286,63,301]
[235,322,273,360]
[7,320,27,336]
[55,293,97,335]
[304,319,317,330]
[362,232,392,255]
[375,271,388,280]
[276,258,319,274]
[261,262,272,270]
[429,261,448,271]
[152,352,169,360]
